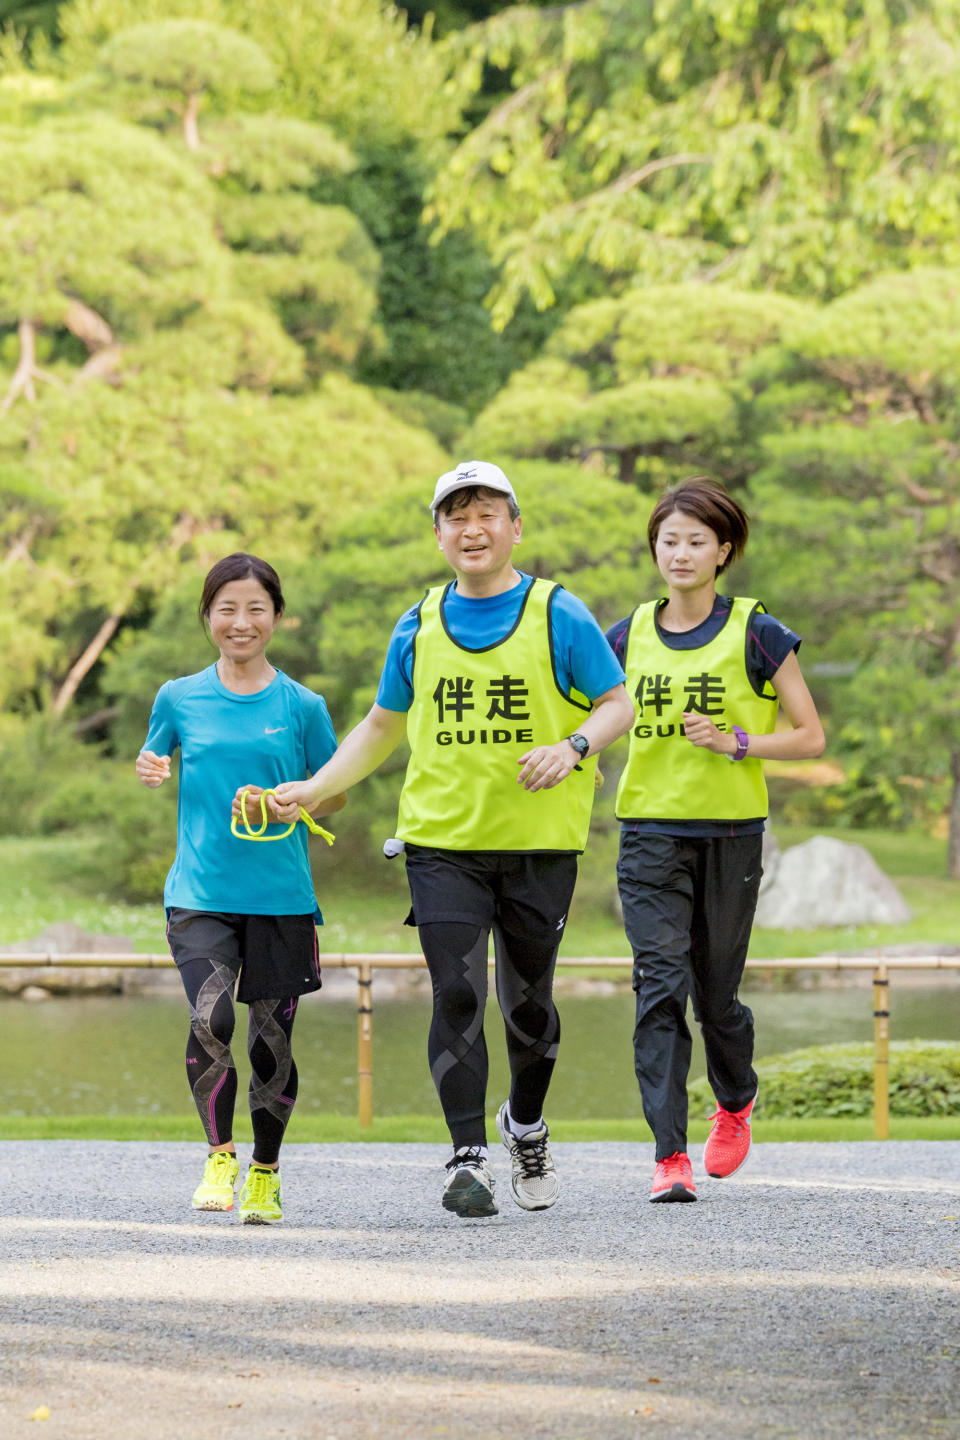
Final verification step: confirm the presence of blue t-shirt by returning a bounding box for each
[142,665,338,917]
[376,572,626,712]
[606,594,801,838]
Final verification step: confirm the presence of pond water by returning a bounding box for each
[2,981,958,1120]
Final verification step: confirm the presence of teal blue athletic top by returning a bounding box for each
[142,665,338,918]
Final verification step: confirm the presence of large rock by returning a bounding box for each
[759,828,781,897]
[753,835,911,931]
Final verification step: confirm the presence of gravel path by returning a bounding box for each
[1,1140,958,1439]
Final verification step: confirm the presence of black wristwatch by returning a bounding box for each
[566,732,590,758]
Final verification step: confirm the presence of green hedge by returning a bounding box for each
[688,1041,960,1119]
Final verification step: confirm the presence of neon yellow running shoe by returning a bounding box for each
[191,1151,239,1211]
[239,1166,283,1225]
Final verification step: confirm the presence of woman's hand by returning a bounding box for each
[136,751,171,788]
[681,712,736,756]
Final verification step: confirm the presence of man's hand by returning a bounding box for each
[272,778,322,814]
[681,712,736,755]
[136,751,171,788]
[516,740,580,792]
[232,786,300,824]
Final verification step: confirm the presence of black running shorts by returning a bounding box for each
[402,846,578,936]
[165,908,321,1003]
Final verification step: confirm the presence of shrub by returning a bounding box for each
[688,1041,960,1118]
[0,714,107,835]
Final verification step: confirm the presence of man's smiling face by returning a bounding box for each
[435,487,522,584]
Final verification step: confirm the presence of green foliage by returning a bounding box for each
[689,1041,960,1118]
[201,114,355,192]
[131,300,307,391]
[371,388,469,450]
[0,374,445,716]
[0,115,222,332]
[0,1,62,48]
[746,267,960,842]
[0,710,175,898]
[468,284,806,481]
[429,0,960,326]
[60,0,457,147]
[218,193,381,371]
[60,0,538,411]
[0,712,101,831]
[98,20,274,103]
[93,769,178,901]
[317,143,555,414]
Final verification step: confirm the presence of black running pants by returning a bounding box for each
[617,830,761,1160]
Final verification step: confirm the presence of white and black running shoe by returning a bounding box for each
[442,1147,498,1217]
[496,1102,559,1211]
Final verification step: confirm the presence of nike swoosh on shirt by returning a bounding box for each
[264,726,286,735]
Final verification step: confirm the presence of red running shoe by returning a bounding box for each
[703,1091,757,1178]
[650,1151,697,1203]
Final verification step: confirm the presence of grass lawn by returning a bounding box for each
[1,824,958,962]
[1,1114,956,1143]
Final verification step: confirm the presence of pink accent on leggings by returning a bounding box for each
[207,1069,229,1145]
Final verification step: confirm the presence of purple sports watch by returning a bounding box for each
[729,725,750,762]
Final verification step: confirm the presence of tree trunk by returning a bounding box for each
[51,511,207,718]
[63,300,114,351]
[948,749,960,880]
[184,92,200,150]
[52,610,125,716]
[73,705,120,736]
[1,319,66,413]
[74,345,125,386]
[617,446,641,482]
[2,319,37,411]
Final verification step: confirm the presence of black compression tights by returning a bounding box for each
[419,921,562,1149]
[179,956,299,1166]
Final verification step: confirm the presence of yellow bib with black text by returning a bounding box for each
[615,597,778,822]
[397,579,598,851]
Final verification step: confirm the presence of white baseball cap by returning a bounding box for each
[430,460,518,518]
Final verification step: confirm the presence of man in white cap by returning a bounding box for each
[272,461,633,1218]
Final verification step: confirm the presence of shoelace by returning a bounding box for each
[445,1147,486,1173]
[512,1131,550,1179]
[707,1108,745,1140]
[208,1153,235,1180]
[657,1152,691,1180]
[244,1168,276,1203]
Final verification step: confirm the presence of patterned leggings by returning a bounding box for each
[179,956,299,1166]
[420,920,562,1150]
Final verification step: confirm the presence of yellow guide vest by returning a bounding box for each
[397,578,598,851]
[615,597,778,822]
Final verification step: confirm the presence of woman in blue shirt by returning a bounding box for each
[137,553,344,1224]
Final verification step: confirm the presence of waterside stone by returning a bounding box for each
[753,835,911,931]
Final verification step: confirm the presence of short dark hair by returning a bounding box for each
[198,553,284,628]
[436,484,521,523]
[647,478,749,575]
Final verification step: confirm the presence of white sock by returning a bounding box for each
[506,1101,544,1140]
